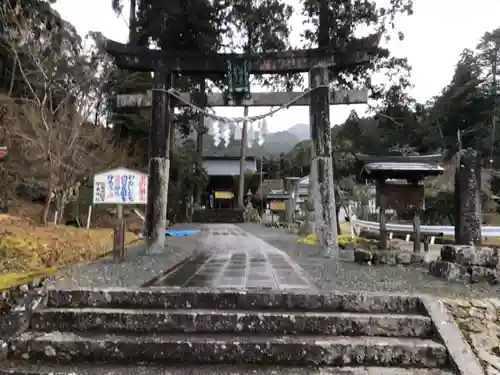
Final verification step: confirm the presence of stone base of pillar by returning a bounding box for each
[429,245,500,284]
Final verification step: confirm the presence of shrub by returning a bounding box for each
[298,234,377,248]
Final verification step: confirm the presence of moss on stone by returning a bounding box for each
[443,297,500,372]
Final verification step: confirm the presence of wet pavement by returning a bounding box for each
[151,224,317,291]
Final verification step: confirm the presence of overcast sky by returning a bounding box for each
[52,0,500,132]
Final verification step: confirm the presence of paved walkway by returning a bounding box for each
[152,224,317,290]
[47,224,317,291]
[46,224,203,289]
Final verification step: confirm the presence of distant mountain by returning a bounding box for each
[201,130,299,157]
[264,131,300,154]
[177,124,300,157]
[276,121,356,141]
[285,123,310,141]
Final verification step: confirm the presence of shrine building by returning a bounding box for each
[202,156,257,209]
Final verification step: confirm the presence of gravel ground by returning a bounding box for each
[242,223,500,298]
[48,222,500,297]
[47,224,203,289]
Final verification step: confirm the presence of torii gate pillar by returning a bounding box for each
[309,66,338,258]
[145,63,172,253]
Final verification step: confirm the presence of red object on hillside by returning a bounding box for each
[0,147,7,159]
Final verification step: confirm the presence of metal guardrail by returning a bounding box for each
[352,219,500,237]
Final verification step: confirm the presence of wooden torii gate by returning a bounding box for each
[116,89,368,108]
[104,34,381,256]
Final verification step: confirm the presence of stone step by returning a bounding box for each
[46,288,424,314]
[0,362,458,375]
[9,331,448,367]
[30,307,434,337]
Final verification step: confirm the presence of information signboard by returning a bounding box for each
[93,167,148,205]
[377,183,424,211]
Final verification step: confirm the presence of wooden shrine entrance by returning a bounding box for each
[105,34,381,253]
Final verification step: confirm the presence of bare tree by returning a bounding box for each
[0,0,121,223]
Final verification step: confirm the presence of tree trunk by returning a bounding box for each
[128,0,137,42]
[8,58,17,96]
[42,178,54,224]
[94,101,101,126]
[58,190,68,224]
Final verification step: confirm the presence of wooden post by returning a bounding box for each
[285,178,293,227]
[454,153,461,242]
[86,205,92,229]
[309,65,338,258]
[302,146,316,236]
[145,63,172,254]
[238,106,249,208]
[377,180,388,249]
[379,207,388,250]
[412,210,421,252]
[292,177,300,229]
[194,78,206,207]
[259,157,264,213]
[285,177,300,230]
[113,205,125,261]
[411,181,422,253]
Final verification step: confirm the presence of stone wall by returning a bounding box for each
[444,298,500,374]
[354,248,427,266]
[0,277,48,359]
[429,245,500,284]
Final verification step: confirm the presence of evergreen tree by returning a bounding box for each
[301,0,414,97]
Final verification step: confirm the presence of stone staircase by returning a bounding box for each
[2,288,458,374]
[192,208,244,223]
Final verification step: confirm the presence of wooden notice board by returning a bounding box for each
[377,183,424,211]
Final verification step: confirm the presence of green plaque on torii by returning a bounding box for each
[227,59,251,99]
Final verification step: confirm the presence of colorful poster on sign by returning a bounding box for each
[93,167,148,204]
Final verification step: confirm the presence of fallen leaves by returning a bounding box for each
[0,214,140,274]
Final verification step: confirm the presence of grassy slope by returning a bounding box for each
[0,213,140,290]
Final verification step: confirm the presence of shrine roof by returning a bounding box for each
[356,154,444,181]
[356,153,443,164]
[365,161,444,173]
[265,192,289,200]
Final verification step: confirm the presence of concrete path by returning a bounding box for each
[46,224,203,290]
[151,224,317,291]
